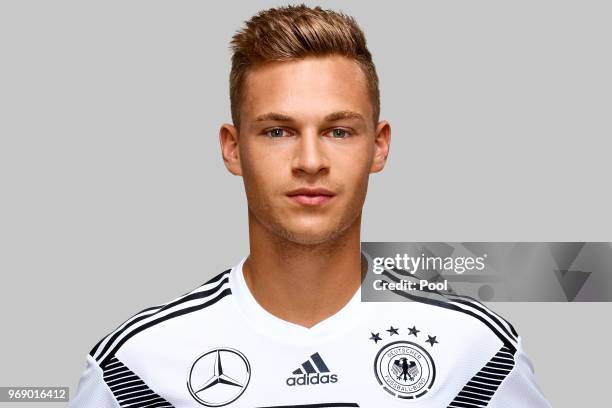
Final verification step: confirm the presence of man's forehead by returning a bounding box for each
[241,56,373,124]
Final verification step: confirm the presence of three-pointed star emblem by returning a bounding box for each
[195,349,245,393]
[187,347,251,407]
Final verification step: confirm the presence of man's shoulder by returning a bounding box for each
[88,268,233,368]
[382,286,521,353]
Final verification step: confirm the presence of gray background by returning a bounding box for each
[0,0,610,406]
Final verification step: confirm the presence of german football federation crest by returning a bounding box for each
[370,325,438,400]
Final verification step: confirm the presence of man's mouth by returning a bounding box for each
[286,187,335,206]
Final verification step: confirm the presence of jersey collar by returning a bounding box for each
[229,255,363,345]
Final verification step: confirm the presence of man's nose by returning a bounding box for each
[291,130,329,175]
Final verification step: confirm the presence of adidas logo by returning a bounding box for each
[286,352,338,386]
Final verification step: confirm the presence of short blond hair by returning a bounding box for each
[229,4,380,127]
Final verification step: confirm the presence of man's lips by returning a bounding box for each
[286,188,335,206]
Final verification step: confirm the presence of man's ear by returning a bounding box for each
[370,120,391,173]
[219,123,242,176]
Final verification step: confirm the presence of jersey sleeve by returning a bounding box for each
[69,354,120,408]
[488,336,552,408]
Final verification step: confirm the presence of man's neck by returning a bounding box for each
[243,213,362,329]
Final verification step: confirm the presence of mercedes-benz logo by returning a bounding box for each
[187,347,251,407]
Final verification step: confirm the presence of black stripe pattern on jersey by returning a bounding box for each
[381,270,519,353]
[384,268,519,341]
[445,293,519,339]
[103,356,174,408]
[91,269,232,367]
[447,345,516,408]
[89,305,160,358]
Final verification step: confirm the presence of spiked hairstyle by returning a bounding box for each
[229,4,380,127]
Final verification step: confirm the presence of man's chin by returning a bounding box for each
[284,234,336,246]
[277,223,352,246]
[251,208,360,247]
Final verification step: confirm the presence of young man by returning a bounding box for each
[71,5,551,407]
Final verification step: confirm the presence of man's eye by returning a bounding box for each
[329,128,350,138]
[266,128,287,138]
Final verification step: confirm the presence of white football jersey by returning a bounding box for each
[71,256,551,407]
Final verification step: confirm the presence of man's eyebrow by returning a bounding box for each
[253,110,365,123]
[324,110,365,122]
[254,112,294,122]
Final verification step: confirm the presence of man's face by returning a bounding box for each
[221,55,390,245]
